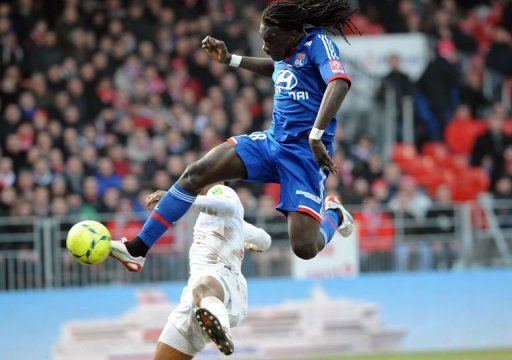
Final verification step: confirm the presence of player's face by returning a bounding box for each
[259,23,297,61]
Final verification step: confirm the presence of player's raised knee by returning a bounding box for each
[192,276,223,306]
[291,242,318,260]
[180,161,207,193]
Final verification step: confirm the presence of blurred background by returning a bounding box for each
[0,0,512,359]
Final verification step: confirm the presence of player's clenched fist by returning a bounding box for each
[145,190,166,210]
[201,36,230,64]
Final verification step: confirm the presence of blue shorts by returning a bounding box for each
[228,131,331,222]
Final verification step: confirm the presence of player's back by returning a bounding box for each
[190,185,245,270]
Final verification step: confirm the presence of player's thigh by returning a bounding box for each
[191,275,225,307]
[227,132,278,183]
[288,211,320,250]
[178,142,247,192]
[154,341,193,360]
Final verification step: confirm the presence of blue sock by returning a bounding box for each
[320,210,339,247]
[138,183,196,248]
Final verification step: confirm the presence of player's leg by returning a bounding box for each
[287,212,324,259]
[111,143,247,266]
[288,199,353,259]
[277,141,353,259]
[154,341,193,360]
[112,132,277,271]
[136,142,246,251]
[192,276,234,355]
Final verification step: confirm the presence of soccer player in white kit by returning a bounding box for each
[139,184,271,359]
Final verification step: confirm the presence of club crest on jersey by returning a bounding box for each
[329,59,345,73]
[294,53,306,67]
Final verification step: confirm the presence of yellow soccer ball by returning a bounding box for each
[66,220,112,265]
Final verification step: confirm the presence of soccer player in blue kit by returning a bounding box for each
[110,0,356,272]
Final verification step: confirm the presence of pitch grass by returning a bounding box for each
[303,349,512,360]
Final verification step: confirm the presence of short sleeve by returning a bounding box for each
[310,34,351,88]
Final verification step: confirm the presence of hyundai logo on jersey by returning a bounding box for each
[275,70,298,93]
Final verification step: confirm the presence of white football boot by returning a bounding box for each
[195,306,234,356]
[109,237,145,272]
[324,195,354,237]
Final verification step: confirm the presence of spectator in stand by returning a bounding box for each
[471,105,512,187]
[445,104,481,156]
[428,6,478,54]
[0,187,17,217]
[383,162,402,199]
[353,196,394,272]
[389,175,432,223]
[0,157,16,189]
[417,39,460,140]
[431,238,458,270]
[95,157,122,196]
[503,2,512,35]
[425,185,455,235]
[345,177,370,205]
[376,53,413,141]
[350,135,374,171]
[493,177,512,229]
[99,187,121,214]
[371,179,391,204]
[486,26,512,77]
[460,69,488,118]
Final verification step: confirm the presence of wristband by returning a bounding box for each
[309,127,325,140]
[229,54,242,67]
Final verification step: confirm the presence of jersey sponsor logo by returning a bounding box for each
[295,190,322,204]
[329,59,345,73]
[304,40,312,47]
[275,69,298,92]
[275,69,309,100]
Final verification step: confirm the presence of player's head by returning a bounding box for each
[260,0,356,61]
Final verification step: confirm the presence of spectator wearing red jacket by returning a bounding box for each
[445,104,481,156]
[353,196,395,272]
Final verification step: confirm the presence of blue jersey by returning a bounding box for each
[270,28,351,144]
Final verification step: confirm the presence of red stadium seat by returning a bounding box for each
[426,169,457,197]
[263,183,281,207]
[408,156,436,186]
[391,143,417,171]
[422,142,449,164]
[466,168,491,192]
[444,118,481,156]
[446,155,470,176]
[451,168,490,202]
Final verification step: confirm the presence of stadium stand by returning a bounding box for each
[0,0,511,277]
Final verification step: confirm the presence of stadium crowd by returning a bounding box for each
[0,0,511,271]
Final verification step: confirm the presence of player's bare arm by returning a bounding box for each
[201,36,274,77]
[309,79,350,173]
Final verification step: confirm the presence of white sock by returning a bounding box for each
[200,296,230,331]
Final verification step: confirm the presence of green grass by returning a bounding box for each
[299,349,512,360]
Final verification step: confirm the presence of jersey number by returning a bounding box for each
[249,132,267,141]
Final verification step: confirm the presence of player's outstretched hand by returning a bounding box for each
[245,243,263,252]
[309,138,338,174]
[145,190,166,210]
[201,36,230,64]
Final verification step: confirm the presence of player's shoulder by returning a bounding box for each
[307,28,339,54]
[207,185,240,202]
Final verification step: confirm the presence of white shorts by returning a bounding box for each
[158,263,248,356]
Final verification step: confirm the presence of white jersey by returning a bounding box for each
[159,185,271,355]
[189,184,270,272]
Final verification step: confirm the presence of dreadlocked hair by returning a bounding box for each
[262,0,358,40]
